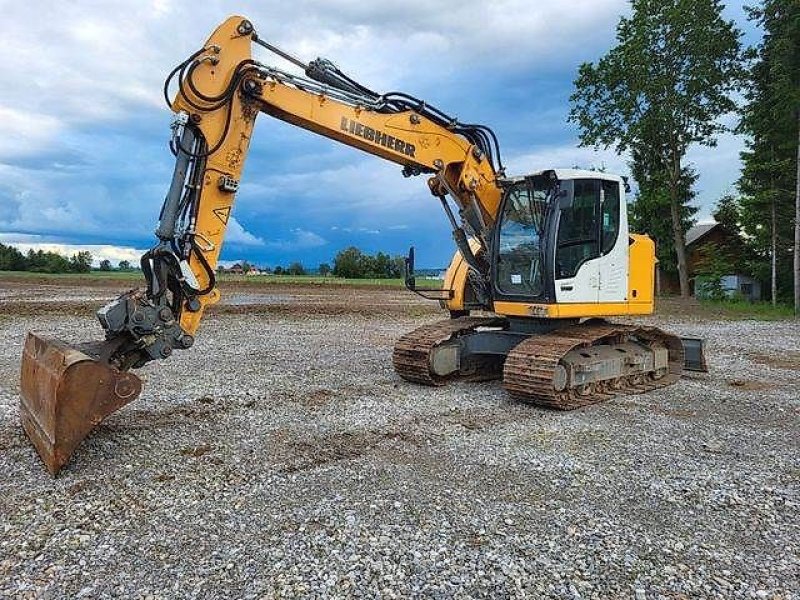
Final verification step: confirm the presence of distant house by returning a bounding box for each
[228,263,244,275]
[696,274,761,301]
[660,222,761,301]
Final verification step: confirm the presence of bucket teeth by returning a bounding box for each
[19,332,142,476]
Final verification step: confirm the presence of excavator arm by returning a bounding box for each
[20,16,506,474]
[164,16,504,339]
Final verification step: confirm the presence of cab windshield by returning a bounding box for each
[495,177,552,296]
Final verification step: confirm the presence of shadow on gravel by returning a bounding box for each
[275,403,545,473]
[749,352,800,371]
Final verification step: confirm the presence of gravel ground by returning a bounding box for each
[0,282,798,599]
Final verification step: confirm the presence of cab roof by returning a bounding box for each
[504,169,624,184]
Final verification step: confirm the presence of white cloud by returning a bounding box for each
[685,128,744,220]
[0,233,146,267]
[224,216,265,246]
[508,136,744,219]
[506,145,630,179]
[329,226,380,234]
[241,156,425,221]
[0,108,66,159]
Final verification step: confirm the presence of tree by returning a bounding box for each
[738,0,800,311]
[0,243,27,271]
[713,194,743,234]
[712,194,750,274]
[26,249,70,273]
[273,265,284,275]
[118,259,132,271]
[369,252,392,278]
[333,246,367,278]
[694,242,736,300]
[569,0,745,297]
[629,144,699,285]
[390,256,405,279]
[69,251,93,273]
[331,246,405,278]
[99,259,112,271]
[286,261,306,276]
[318,263,331,276]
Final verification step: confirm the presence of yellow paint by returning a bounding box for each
[172,16,257,334]
[493,300,654,319]
[627,233,655,311]
[441,238,482,312]
[257,85,501,218]
[172,16,502,334]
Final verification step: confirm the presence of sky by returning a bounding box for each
[0,0,761,268]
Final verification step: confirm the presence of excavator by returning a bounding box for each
[19,16,707,475]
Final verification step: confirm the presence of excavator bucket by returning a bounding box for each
[19,332,142,476]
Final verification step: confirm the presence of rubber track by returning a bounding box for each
[393,316,503,386]
[502,321,685,410]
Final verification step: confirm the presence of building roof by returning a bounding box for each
[686,222,718,246]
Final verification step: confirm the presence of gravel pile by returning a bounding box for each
[0,285,798,598]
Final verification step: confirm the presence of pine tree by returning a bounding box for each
[738,0,800,308]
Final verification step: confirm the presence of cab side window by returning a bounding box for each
[601,180,620,254]
[555,179,599,279]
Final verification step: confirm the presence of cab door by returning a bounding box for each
[596,180,628,303]
[554,179,600,303]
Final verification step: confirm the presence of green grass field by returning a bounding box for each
[0,270,141,280]
[698,298,796,320]
[0,270,442,288]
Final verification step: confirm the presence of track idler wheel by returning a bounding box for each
[19,333,142,476]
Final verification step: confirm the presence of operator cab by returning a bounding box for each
[492,169,629,305]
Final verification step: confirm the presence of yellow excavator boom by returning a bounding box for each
[169,16,503,333]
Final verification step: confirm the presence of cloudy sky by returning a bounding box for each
[0,1,759,268]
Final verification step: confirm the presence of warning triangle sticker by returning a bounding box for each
[213,207,231,225]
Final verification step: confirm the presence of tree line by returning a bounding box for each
[569,0,799,310]
[0,243,93,273]
[221,248,405,279]
[2,241,407,279]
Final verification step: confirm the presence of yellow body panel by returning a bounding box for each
[627,233,656,310]
[255,85,501,220]
[493,300,654,319]
[441,239,483,312]
[170,17,258,335]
